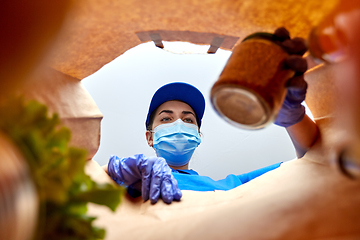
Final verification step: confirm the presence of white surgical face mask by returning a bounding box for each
[152,119,201,167]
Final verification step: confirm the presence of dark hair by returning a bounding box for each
[146,109,157,131]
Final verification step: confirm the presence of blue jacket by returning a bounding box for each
[171,162,281,191]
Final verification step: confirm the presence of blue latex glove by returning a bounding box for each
[273,27,309,127]
[274,74,307,127]
[108,154,182,204]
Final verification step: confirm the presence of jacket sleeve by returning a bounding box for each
[236,162,282,184]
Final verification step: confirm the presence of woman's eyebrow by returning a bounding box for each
[158,110,173,115]
[182,111,195,116]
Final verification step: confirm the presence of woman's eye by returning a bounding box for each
[161,117,171,122]
[183,118,193,123]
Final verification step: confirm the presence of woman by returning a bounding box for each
[105,29,319,204]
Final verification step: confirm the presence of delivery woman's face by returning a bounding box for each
[146,100,198,147]
[152,100,198,129]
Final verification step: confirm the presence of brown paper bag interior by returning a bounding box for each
[4,0,360,239]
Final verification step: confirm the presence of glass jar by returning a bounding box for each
[210,33,294,129]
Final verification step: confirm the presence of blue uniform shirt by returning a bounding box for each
[171,162,282,191]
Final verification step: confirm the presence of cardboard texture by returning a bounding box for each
[22,67,103,160]
[0,0,71,99]
[47,0,338,80]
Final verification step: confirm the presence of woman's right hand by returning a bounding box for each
[107,154,182,204]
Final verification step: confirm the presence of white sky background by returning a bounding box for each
[82,41,312,180]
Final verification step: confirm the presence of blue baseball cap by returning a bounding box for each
[145,82,205,128]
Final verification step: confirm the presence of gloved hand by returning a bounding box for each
[273,27,309,127]
[108,154,182,204]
